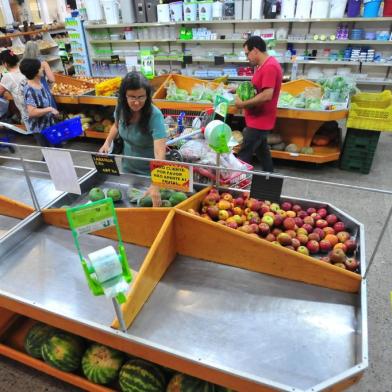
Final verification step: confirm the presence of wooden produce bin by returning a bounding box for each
[53,74,95,104]
[273,80,348,163]
[0,312,116,392]
[152,74,236,113]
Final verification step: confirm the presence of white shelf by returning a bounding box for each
[287,39,392,45]
[84,17,392,29]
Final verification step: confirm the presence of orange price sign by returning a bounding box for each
[150,161,193,192]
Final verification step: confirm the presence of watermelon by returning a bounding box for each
[166,373,215,392]
[24,323,58,359]
[41,332,84,372]
[160,189,174,201]
[82,343,124,385]
[161,200,172,208]
[119,359,166,392]
[139,196,153,207]
[236,81,256,101]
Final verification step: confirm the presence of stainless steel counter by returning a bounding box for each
[0,215,21,236]
[129,256,359,391]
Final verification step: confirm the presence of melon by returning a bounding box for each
[41,332,84,372]
[236,81,256,101]
[24,323,58,359]
[119,359,166,392]
[166,373,215,392]
[89,187,105,202]
[82,343,124,385]
[107,188,122,202]
[160,188,174,201]
[168,192,187,206]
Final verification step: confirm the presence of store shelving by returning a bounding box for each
[84,17,392,29]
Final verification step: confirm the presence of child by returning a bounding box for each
[19,58,58,147]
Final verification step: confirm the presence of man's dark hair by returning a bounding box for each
[19,58,41,80]
[243,36,267,53]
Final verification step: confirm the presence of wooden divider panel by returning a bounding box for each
[0,195,34,219]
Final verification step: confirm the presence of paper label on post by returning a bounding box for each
[42,149,81,195]
[125,55,138,71]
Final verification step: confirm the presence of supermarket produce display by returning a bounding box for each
[0,145,367,391]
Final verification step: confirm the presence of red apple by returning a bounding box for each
[258,223,270,236]
[272,228,283,237]
[292,204,302,213]
[285,229,297,238]
[247,211,259,221]
[281,201,292,211]
[265,233,276,242]
[270,203,280,213]
[217,220,227,225]
[259,203,270,214]
[317,208,328,218]
[285,245,295,251]
[207,205,220,220]
[326,214,338,225]
[345,258,359,271]
[307,207,317,215]
[311,213,322,221]
[307,240,320,254]
[283,217,296,230]
[333,221,346,233]
[329,248,346,263]
[302,223,314,234]
[337,231,351,243]
[286,211,296,218]
[218,210,229,220]
[334,262,346,270]
[308,232,320,242]
[221,192,233,202]
[217,200,231,210]
[297,246,310,256]
[344,239,357,254]
[313,227,325,240]
[297,210,308,219]
[320,256,331,264]
[323,227,335,236]
[263,211,275,218]
[316,219,328,229]
[296,234,309,245]
[334,242,347,252]
[294,217,304,228]
[249,223,260,234]
[319,239,332,253]
[303,216,315,226]
[297,227,308,236]
[226,221,238,229]
[325,234,339,247]
[247,198,262,211]
[274,214,283,227]
[233,197,244,207]
[277,232,292,246]
[291,238,301,249]
[249,216,261,225]
[201,213,212,220]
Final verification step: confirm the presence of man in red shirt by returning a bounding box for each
[235,36,283,172]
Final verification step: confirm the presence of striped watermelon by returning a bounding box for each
[41,332,84,372]
[24,322,58,359]
[166,373,215,392]
[82,343,124,385]
[119,359,166,392]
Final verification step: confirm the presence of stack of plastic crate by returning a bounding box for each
[340,90,392,174]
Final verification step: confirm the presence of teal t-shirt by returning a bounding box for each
[116,105,166,175]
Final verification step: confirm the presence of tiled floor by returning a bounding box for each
[1,131,392,391]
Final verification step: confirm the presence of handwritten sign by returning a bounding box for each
[91,154,120,176]
[150,161,193,192]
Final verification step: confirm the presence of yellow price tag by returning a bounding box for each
[150,161,193,192]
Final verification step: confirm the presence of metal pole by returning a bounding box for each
[16,146,41,212]
[364,203,392,279]
[215,153,221,188]
[112,298,127,332]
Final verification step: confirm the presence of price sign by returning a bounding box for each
[111,55,120,64]
[250,174,283,204]
[150,161,193,192]
[92,154,120,176]
[67,199,115,236]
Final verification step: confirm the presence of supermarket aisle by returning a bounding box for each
[0,133,391,391]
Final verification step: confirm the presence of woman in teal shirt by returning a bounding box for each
[99,72,167,206]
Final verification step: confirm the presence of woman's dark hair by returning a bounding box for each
[0,49,19,67]
[243,36,267,53]
[19,58,41,80]
[117,72,153,133]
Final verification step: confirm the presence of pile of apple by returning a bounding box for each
[187,188,360,274]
